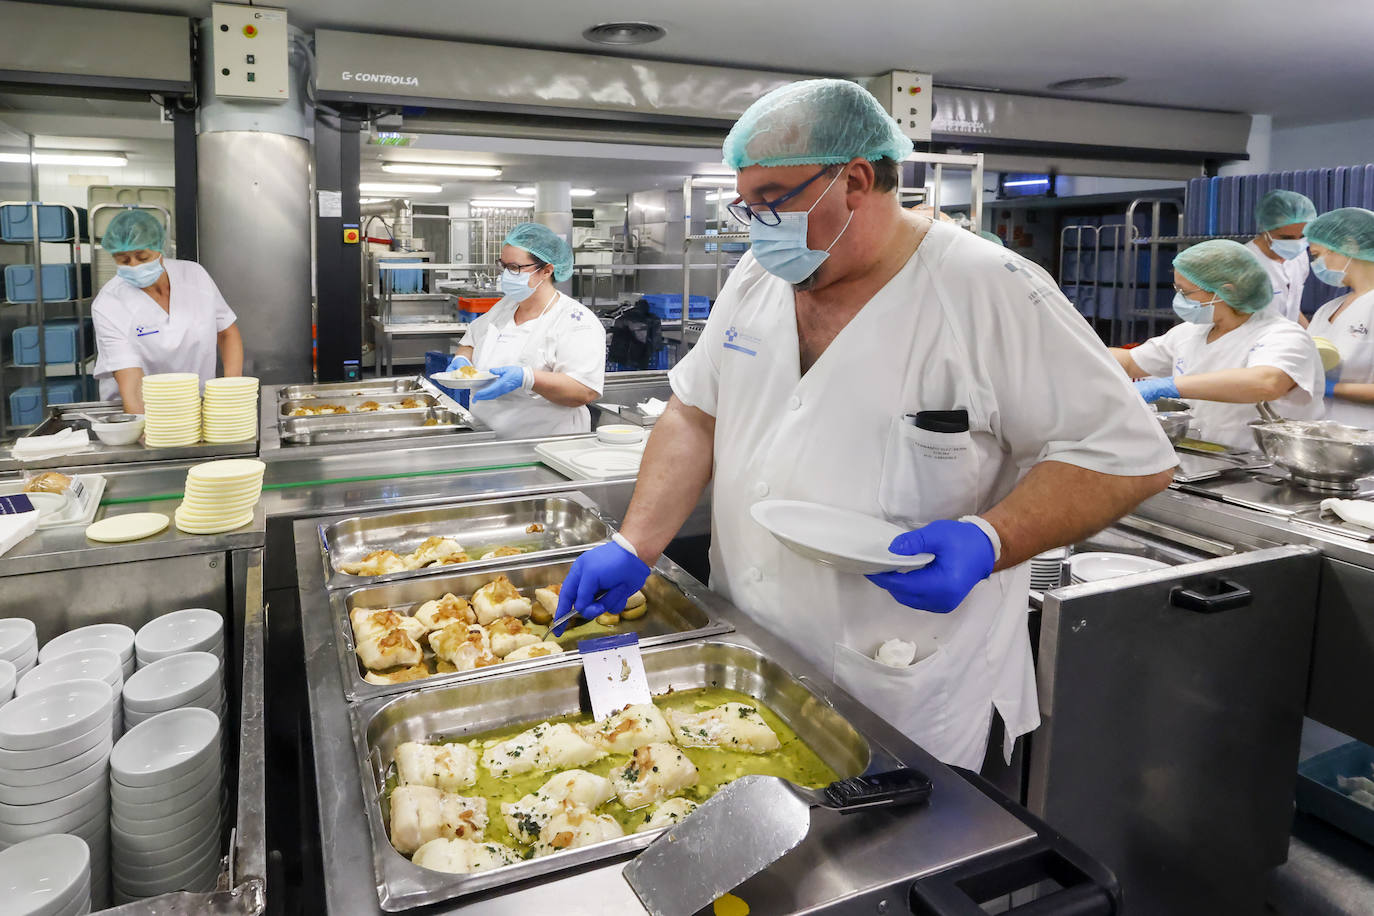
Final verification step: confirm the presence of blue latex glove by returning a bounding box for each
[552,541,651,636]
[1326,378,1339,398]
[1134,376,1180,404]
[445,354,473,372]
[866,519,996,614]
[473,365,532,402]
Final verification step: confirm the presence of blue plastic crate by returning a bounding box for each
[0,205,87,242]
[12,320,93,366]
[1297,741,1374,846]
[3,264,91,303]
[7,379,90,426]
[643,294,709,320]
[382,258,425,294]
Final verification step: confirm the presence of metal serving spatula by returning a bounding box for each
[623,768,932,916]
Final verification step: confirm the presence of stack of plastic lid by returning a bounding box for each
[201,377,259,444]
[0,680,116,907]
[0,618,38,681]
[110,708,222,902]
[1029,547,1068,592]
[0,834,93,916]
[174,459,265,535]
[141,374,201,448]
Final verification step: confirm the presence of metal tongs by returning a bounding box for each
[1256,401,1284,424]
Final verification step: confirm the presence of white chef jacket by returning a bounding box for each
[92,258,237,401]
[1308,291,1374,427]
[460,291,605,439]
[669,221,1178,769]
[1131,308,1326,449]
[1246,239,1310,324]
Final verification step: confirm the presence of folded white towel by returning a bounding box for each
[636,398,667,418]
[10,429,94,462]
[0,497,41,557]
[1321,499,1374,532]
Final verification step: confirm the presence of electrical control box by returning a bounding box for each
[867,70,933,143]
[211,2,289,102]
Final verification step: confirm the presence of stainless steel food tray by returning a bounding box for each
[279,407,478,446]
[276,377,424,401]
[278,392,440,418]
[332,555,732,702]
[349,636,904,912]
[318,493,614,590]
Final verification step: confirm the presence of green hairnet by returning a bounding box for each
[723,78,915,170]
[503,222,573,282]
[101,209,165,254]
[1304,207,1374,263]
[1173,239,1273,314]
[1255,189,1317,232]
[979,230,1005,247]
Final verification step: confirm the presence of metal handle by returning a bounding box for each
[1169,577,1253,613]
[823,767,931,813]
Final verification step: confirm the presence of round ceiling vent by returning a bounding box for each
[582,22,666,46]
[1047,76,1127,91]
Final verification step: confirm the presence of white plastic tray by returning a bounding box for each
[0,474,106,529]
[534,437,646,480]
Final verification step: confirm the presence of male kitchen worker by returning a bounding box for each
[556,79,1178,769]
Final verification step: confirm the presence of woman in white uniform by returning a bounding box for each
[447,223,604,438]
[91,209,243,413]
[1304,207,1374,426]
[1245,189,1316,326]
[1111,239,1325,450]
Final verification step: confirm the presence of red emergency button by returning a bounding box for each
[342,228,360,244]
[242,24,258,38]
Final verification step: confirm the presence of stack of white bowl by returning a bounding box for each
[40,624,137,681]
[0,833,93,916]
[1030,547,1068,592]
[0,679,115,908]
[134,609,224,669]
[110,708,222,902]
[0,618,38,682]
[141,373,202,448]
[122,652,223,728]
[17,648,125,741]
[201,377,260,444]
[1067,552,1170,585]
[174,459,266,535]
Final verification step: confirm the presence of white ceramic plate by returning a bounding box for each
[749,499,935,575]
[134,612,221,663]
[1066,552,1169,583]
[0,679,113,751]
[430,370,496,388]
[110,707,220,788]
[122,652,219,713]
[17,649,122,697]
[0,619,37,660]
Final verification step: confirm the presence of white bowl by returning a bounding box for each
[0,716,109,771]
[1066,552,1170,583]
[39,625,135,668]
[0,619,37,661]
[0,680,113,751]
[0,732,111,787]
[110,786,217,837]
[121,652,219,714]
[90,415,146,446]
[110,707,219,788]
[0,658,14,705]
[126,682,222,727]
[0,833,90,916]
[112,825,217,881]
[596,423,645,445]
[17,649,123,698]
[0,750,107,805]
[111,753,217,804]
[111,805,214,851]
[111,773,216,822]
[0,771,107,825]
[113,848,218,898]
[133,611,223,664]
[0,801,105,844]
[112,816,214,866]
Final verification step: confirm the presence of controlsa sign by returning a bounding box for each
[340,71,420,87]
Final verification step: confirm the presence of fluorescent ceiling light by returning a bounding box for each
[0,151,128,167]
[691,175,736,187]
[470,198,534,208]
[514,187,596,197]
[1004,177,1050,188]
[381,163,502,177]
[359,182,442,194]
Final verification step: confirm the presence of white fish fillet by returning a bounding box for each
[635,797,699,833]
[667,702,781,754]
[481,722,605,778]
[388,785,488,854]
[395,741,478,792]
[532,800,624,858]
[609,742,699,809]
[579,703,673,755]
[501,769,615,843]
[411,837,518,874]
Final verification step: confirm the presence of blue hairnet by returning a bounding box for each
[723,79,914,170]
[1304,207,1374,263]
[978,230,1005,247]
[1173,239,1273,314]
[1255,189,1317,232]
[101,209,165,254]
[503,222,574,282]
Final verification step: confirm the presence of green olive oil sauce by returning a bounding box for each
[386,687,840,857]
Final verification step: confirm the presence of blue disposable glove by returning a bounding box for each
[866,519,996,614]
[1134,376,1180,404]
[552,540,650,636]
[445,354,473,372]
[1326,378,1339,398]
[473,365,532,402]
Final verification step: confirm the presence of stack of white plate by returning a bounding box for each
[17,648,125,741]
[134,609,224,668]
[0,659,14,707]
[110,708,222,902]
[201,377,259,444]
[1067,552,1170,585]
[141,373,201,448]
[0,680,115,907]
[174,459,265,535]
[0,834,93,916]
[40,624,136,681]
[1030,547,1068,591]
[122,652,222,728]
[0,618,38,681]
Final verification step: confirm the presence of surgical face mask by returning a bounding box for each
[500,269,544,303]
[748,168,854,285]
[1266,234,1307,261]
[1172,291,1218,325]
[1312,254,1352,286]
[117,257,164,289]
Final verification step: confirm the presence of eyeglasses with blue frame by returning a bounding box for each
[726,166,836,228]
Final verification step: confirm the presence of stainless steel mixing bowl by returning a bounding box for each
[1248,419,1374,489]
[1156,411,1190,445]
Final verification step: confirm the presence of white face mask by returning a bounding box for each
[500,269,544,303]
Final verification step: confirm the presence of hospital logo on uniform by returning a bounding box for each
[135,325,159,337]
[1352,323,1369,338]
[723,326,760,357]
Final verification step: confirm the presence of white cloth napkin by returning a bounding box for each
[10,429,94,462]
[636,398,667,418]
[1321,499,1374,532]
[0,499,41,557]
